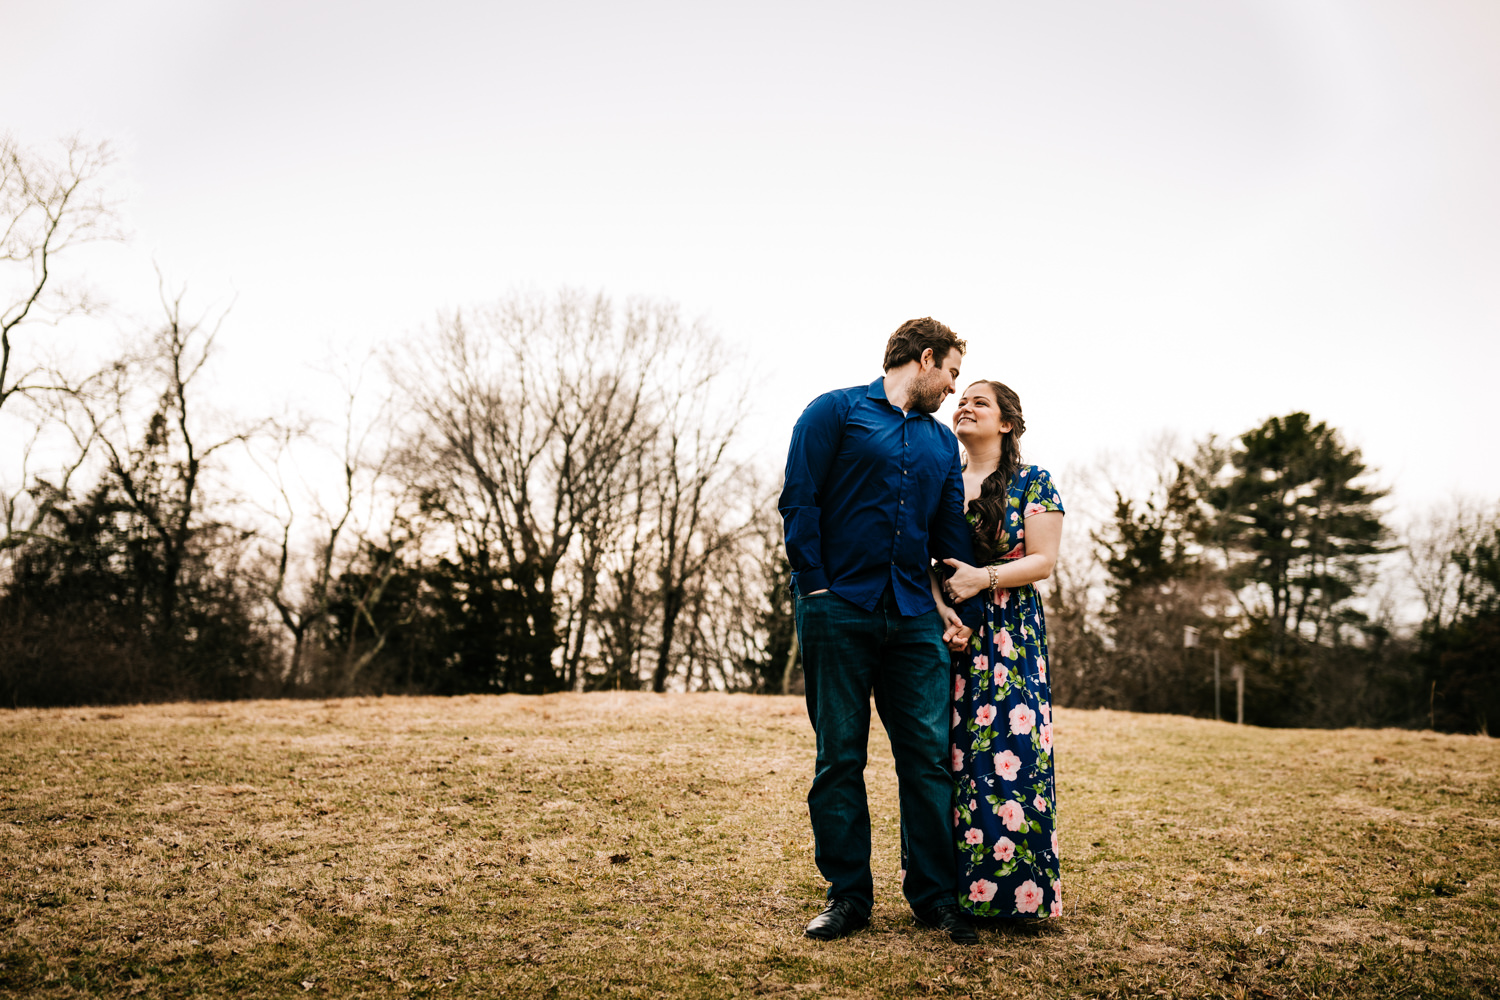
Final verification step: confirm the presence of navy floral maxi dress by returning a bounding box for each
[950,465,1064,919]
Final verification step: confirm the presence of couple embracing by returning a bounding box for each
[778,317,1064,945]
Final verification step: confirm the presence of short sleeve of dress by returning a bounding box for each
[1022,467,1065,516]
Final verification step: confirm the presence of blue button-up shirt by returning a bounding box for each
[779,377,974,615]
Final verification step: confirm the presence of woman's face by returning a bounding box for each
[952,382,1012,445]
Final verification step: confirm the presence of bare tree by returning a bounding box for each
[252,354,423,693]
[0,393,96,561]
[1,136,119,561]
[274,364,423,692]
[645,330,751,692]
[591,456,655,690]
[64,280,260,638]
[676,481,788,692]
[398,290,666,692]
[1406,499,1500,633]
[553,303,668,689]
[1,134,118,417]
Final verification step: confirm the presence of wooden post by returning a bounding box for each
[1214,648,1221,722]
[1232,664,1244,725]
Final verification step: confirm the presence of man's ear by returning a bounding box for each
[920,347,935,370]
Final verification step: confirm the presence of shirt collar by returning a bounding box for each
[867,375,931,420]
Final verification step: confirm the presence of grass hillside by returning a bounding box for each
[2,694,1497,999]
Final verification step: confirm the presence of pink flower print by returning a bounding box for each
[975,704,997,728]
[953,808,961,827]
[1017,528,1025,539]
[1038,724,1054,751]
[1050,898,1063,918]
[968,798,978,810]
[964,827,984,846]
[1037,656,1048,682]
[1009,704,1036,735]
[972,653,989,672]
[1033,793,1048,813]
[994,749,1022,782]
[951,707,960,729]
[968,879,998,903]
[1039,700,1051,724]
[1024,502,1046,517]
[1014,879,1044,914]
[1051,830,1061,856]
[997,628,1016,659]
[999,799,1025,832]
[994,588,1010,609]
[992,836,1016,862]
[1003,542,1025,559]
[953,676,965,700]
[950,746,964,772]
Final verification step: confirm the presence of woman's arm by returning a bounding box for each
[941,512,1064,601]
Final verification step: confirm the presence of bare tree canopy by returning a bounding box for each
[0,134,119,416]
[391,289,757,694]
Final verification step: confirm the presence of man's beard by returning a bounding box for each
[908,375,946,414]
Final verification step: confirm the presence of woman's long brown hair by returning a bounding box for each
[965,380,1026,565]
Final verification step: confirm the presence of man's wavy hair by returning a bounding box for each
[882,317,966,372]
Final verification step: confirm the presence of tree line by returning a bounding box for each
[1042,419,1499,735]
[0,135,1493,733]
[0,136,792,704]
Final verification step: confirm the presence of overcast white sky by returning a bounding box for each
[3,0,1498,520]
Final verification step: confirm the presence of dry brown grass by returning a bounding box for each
[2,693,1498,998]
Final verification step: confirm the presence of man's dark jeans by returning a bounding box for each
[796,587,955,916]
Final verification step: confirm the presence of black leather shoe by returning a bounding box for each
[804,899,869,940]
[914,904,979,945]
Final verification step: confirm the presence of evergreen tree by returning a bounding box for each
[1202,413,1390,725]
[1208,413,1388,642]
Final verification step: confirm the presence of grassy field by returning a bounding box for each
[2,694,1497,999]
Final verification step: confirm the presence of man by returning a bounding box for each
[778,317,978,945]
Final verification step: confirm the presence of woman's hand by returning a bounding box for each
[941,558,990,602]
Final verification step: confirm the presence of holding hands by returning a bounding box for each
[939,604,973,653]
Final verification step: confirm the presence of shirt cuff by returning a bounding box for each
[795,568,830,596]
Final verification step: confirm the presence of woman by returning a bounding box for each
[941,380,1065,920]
